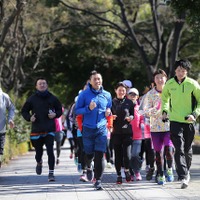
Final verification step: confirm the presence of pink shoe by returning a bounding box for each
[80,174,88,182]
[135,172,142,181]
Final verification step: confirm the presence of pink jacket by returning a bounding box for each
[130,102,144,140]
[55,107,64,132]
[144,118,151,139]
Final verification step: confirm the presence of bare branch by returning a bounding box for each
[0,0,26,46]
[59,0,128,36]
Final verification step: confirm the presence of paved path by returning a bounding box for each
[1,144,200,200]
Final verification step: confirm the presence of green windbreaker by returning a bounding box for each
[162,76,200,123]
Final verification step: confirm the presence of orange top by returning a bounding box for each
[76,115,83,131]
[106,115,113,128]
[76,114,113,131]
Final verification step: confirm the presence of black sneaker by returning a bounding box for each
[146,167,154,181]
[86,168,93,181]
[116,176,122,184]
[48,174,55,182]
[36,163,42,175]
[94,180,103,190]
[124,171,131,182]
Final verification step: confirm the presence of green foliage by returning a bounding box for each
[170,0,200,36]
[45,0,60,7]
[21,0,198,104]
[3,132,29,164]
[1,0,200,105]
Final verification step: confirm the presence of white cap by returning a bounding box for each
[74,96,78,102]
[128,88,139,96]
[122,80,132,88]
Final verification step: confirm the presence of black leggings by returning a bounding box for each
[72,125,79,157]
[85,151,105,180]
[113,134,132,176]
[77,137,86,170]
[68,138,75,153]
[31,134,55,170]
[140,138,155,168]
[105,139,111,163]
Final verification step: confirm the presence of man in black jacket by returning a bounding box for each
[21,78,62,182]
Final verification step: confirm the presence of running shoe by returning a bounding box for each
[94,180,103,190]
[86,168,94,181]
[167,168,174,182]
[116,176,122,184]
[80,173,88,182]
[106,162,112,168]
[48,173,55,182]
[181,179,188,189]
[181,172,190,189]
[124,171,131,182]
[135,172,142,181]
[157,175,166,185]
[146,167,154,181]
[36,162,42,175]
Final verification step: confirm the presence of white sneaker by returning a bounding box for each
[181,172,190,189]
[106,162,112,168]
[181,178,188,189]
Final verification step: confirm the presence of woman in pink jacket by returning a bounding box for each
[127,88,144,181]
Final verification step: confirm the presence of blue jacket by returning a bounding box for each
[75,84,112,129]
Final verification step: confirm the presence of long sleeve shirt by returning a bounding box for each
[162,76,200,123]
[143,87,170,132]
[0,88,15,133]
[75,84,112,129]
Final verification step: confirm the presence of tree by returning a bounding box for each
[167,0,200,36]
[59,0,189,82]
[0,0,27,94]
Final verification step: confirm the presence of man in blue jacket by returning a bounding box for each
[75,70,112,190]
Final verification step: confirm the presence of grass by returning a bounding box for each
[194,135,200,145]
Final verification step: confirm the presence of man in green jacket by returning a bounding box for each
[162,59,200,189]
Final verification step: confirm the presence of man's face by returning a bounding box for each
[36,79,48,92]
[175,66,188,81]
[90,74,102,90]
